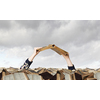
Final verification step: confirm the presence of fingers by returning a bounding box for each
[34,47,42,55]
[61,53,69,59]
[34,47,42,51]
[34,47,42,50]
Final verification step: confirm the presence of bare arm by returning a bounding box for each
[28,47,42,62]
[62,53,73,67]
[62,53,76,70]
[20,47,42,70]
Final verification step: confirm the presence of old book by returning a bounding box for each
[14,72,29,80]
[37,44,68,55]
[63,72,73,80]
[3,72,29,80]
[87,78,97,80]
[3,74,15,80]
[94,72,100,80]
[27,74,42,80]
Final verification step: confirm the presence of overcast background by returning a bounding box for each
[0,20,100,69]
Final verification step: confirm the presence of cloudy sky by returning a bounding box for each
[0,20,100,69]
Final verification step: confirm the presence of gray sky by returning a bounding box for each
[0,1,100,99]
[0,20,100,69]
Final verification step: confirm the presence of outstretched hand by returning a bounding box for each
[28,47,42,62]
[33,47,42,56]
[62,52,69,59]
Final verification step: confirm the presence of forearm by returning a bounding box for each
[62,54,76,70]
[20,47,41,70]
[65,57,75,70]
[28,53,37,62]
[28,47,41,62]
[65,57,73,66]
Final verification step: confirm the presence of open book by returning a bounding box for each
[37,44,68,55]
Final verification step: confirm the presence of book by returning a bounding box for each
[37,44,68,55]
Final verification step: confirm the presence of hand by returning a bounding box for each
[33,47,42,56]
[28,47,42,62]
[62,52,69,59]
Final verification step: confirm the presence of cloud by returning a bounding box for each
[0,20,71,47]
[0,20,12,29]
[0,20,100,68]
